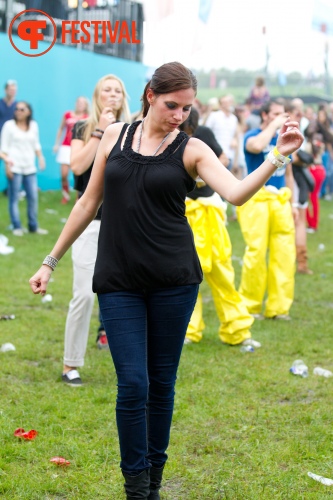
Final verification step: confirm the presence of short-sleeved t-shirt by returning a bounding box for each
[244,128,286,190]
[62,111,89,146]
[0,99,16,133]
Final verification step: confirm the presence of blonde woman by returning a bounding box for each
[53,96,90,203]
[61,74,130,386]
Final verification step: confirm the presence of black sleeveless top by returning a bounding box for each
[92,121,203,293]
[72,120,102,220]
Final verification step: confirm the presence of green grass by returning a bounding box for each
[0,191,333,499]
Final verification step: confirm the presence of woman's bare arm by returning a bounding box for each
[29,123,123,295]
[184,120,304,206]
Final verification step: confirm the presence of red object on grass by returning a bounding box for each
[14,428,38,440]
[50,456,71,466]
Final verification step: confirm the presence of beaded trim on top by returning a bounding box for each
[122,121,188,163]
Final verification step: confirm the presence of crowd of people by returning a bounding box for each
[0,67,331,499]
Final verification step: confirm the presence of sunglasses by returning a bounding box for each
[15,107,26,111]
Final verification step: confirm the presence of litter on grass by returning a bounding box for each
[0,343,16,352]
[14,428,38,440]
[41,294,53,303]
[0,234,14,255]
[240,345,254,353]
[50,457,71,466]
[0,315,15,320]
[290,360,308,377]
[308,472,333,486]
[313,367,333,378]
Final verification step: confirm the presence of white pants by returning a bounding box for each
[63,220,101,367]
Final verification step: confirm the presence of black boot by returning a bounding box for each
[122,469,150,499]
[148,466,164,500]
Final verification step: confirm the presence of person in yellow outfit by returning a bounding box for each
[238,99,297,320]
[180,108,260,347]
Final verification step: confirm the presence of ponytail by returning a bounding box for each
[141,81,151,118]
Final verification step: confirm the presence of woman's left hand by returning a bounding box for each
[276,120,304,156]
[39,156,46,170]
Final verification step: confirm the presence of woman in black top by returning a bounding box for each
[30,62,303,499]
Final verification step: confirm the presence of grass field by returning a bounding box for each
[0,191,333,499]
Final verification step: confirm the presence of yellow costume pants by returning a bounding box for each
[185,196,253,344]
[237,187,296,317]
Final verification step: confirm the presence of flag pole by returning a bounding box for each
[320,23,331,96]
[262,26,270,83]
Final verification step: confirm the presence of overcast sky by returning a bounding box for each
[143,0,333,76]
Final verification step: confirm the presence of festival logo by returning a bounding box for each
[8,9,141,57]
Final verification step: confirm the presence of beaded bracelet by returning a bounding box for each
[42,255,58,271]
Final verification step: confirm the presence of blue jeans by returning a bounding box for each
[7,173,38,231]
[98,284,199,475]
[326,155,333,195]
[98,308,105,333]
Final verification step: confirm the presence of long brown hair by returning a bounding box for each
[14,101,33,127]
[141,62,197,118]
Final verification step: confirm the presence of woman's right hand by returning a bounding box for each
[53,144,59,153]
[29,265,53,295]
[98,107,117,131]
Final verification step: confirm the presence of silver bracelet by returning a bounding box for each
[42,255,58,271]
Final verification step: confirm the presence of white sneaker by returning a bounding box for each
[184,338,193,345]
[34,228,49,235]
[12,228,24,236]
[272,314,291,321]
[251,313,265,320]
[306,228,316,234]
[241,338,262,349]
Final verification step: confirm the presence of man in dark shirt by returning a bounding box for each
[0,80,17,133]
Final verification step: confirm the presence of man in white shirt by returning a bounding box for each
[205,94,239,170]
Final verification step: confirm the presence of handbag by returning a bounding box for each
[296,149,314,166]
[292,165,315,204]
[301,167,315,192]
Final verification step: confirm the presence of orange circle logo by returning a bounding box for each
[8,10,57,57]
